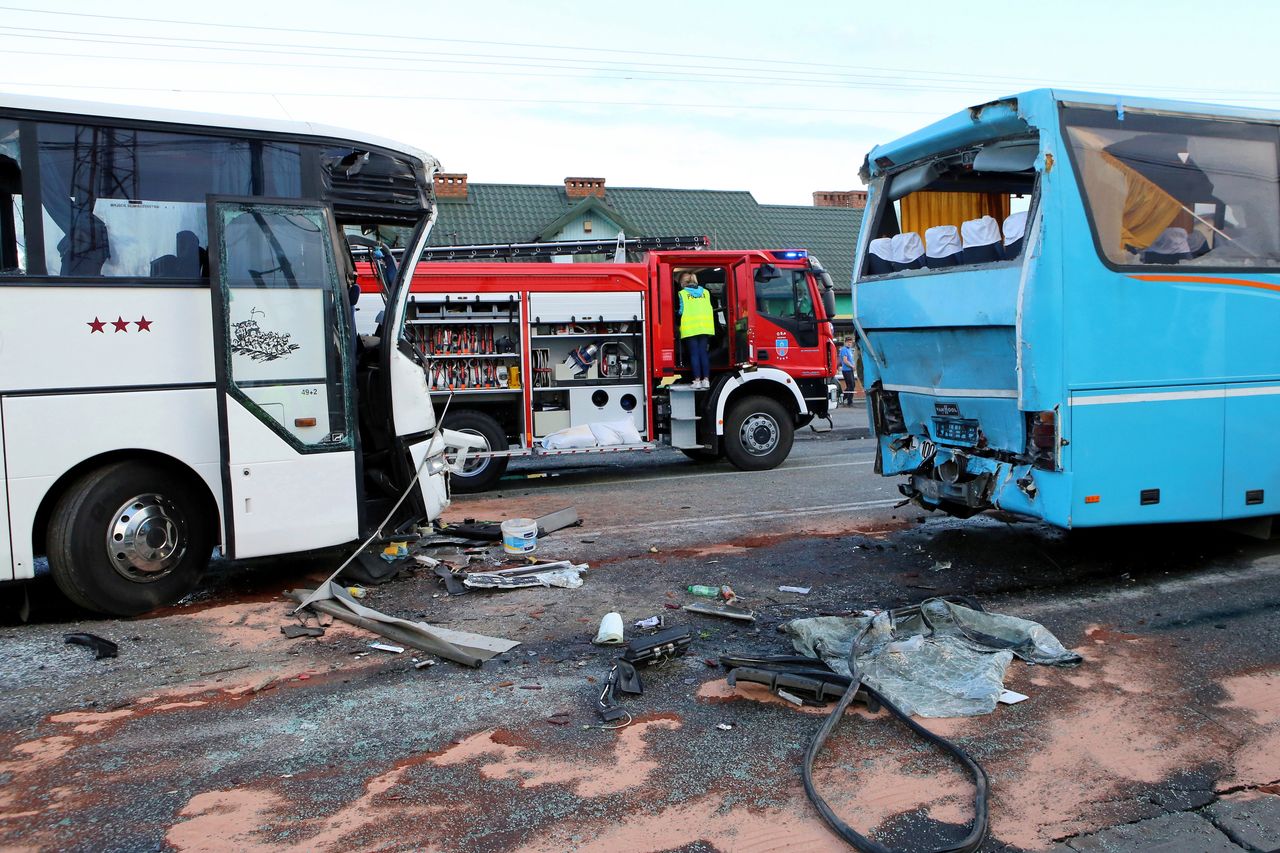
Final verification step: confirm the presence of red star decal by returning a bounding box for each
[135,316,152,332]
[87,317,105,333]
[111,316,129,333]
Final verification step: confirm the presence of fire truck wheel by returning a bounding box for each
[47,461,212,616]
[442,411,509,493]
[723,396,794,471]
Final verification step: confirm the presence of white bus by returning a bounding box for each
[0,94,475,615]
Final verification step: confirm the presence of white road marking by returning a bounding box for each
[1008,556,1280,618]
[499,457,877,492]
[580,497,900,536]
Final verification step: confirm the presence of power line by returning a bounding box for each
[0,23,1025,91]
[3,28,1278,107]
[0,45,1020,100]
[0,4,1075,83]
[0,81,945,115]
[2,4,1276,101]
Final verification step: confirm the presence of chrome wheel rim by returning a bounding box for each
[106,493,187,582]
[740,412,780,456]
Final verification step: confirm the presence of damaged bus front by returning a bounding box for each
[856,94,1049,522]
[855,90,1280,528]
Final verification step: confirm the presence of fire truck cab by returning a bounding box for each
[358,247,838,491]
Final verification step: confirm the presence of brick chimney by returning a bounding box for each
[812,189,867,209]
[565,177,606,199]
[434,173,469,199]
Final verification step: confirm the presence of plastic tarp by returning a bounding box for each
[782,598,1080,717]
[540,418,643,450]
[463,564,587,590]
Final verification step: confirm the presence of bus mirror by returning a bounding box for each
[972,142,1038,172]
[754,264,780,282]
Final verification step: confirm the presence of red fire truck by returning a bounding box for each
[355,237,839,491]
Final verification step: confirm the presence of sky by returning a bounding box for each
[2,0,1278,205]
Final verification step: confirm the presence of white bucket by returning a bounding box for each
[593,612,624,645]
[501,518,538,555]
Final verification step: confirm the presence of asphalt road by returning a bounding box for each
[2,426,1279,852]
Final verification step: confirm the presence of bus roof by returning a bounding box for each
[0,90,441,174]
[863,88,1280,180]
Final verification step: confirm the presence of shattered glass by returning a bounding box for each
[782,598,1080,717]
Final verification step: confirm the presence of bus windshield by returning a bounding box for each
[1063,106,1280,269]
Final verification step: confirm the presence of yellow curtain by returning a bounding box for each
[900,192,1012,236]
[1099,150,1184,253]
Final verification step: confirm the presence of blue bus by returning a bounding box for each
[853,89,1280,528]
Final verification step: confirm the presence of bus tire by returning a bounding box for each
[723,395,794,471]
[680,447,723,463]
[442,410,509,493]
[47,461,212,616]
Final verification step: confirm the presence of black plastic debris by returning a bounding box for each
[595,626,692,722]
[281,625,326,639]
[64,632,118,659]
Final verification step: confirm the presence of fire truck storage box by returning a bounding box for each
[528,292,643,323]
[569,386,646,430]
[411,291,520,309]
[534,409,573,436]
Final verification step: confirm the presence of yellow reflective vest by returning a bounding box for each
[678,287,714,338]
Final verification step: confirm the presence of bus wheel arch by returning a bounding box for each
[34,451,219,615]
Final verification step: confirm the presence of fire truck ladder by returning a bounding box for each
[420,234,709,261]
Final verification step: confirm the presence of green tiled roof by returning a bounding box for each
[430,183,863,292]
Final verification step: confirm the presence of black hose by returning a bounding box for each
[799,619,990,853]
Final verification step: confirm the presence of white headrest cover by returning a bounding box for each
[1187,230,1208,252]
[1147,227,1190,255]
[1002,211,1028,245]
[890,231,924,263]
[868,237,893,260]
[924,225,962,258]
[961,216,1001,248]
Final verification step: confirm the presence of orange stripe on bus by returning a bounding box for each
[1128,274,1280,293]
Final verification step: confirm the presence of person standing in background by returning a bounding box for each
[838,337,857,404]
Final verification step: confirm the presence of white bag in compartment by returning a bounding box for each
[540,424,598,450]
[589,418,643,446]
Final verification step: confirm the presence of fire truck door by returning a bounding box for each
[729,259,752,364]
[747,264,821,370]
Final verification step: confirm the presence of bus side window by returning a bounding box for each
[34,123,302,280]
[0,120,24,274]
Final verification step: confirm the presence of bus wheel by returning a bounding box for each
[723,396,794,471]
[47,462,212,616]
[442,411,509,493]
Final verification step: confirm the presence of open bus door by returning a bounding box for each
[208,198,362,558]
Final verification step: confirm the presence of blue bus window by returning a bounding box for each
[1063,108,1280,269]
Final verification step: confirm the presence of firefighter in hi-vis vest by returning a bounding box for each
[676,271,714,389]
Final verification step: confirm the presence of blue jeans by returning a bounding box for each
[685,334,710,380]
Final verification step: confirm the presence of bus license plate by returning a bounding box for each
[932,417,979,445]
